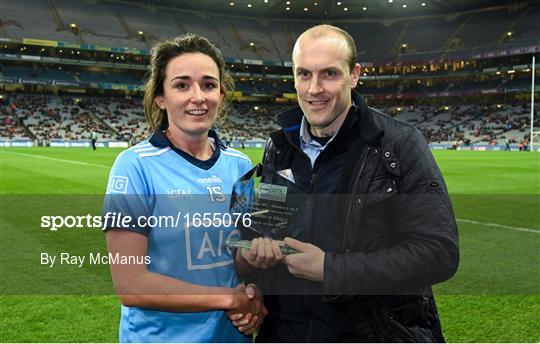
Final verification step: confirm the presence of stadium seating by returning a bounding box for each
[0,107,26,139]
[174,11,239,59]
[2,1,537,62]
[10,94,113,141]
[1,1,74,42]
[4,93,537,148]
[3,66,77,82]
[77,72,140,85]
[5,94,285,143]
[119,3,180,44]
[1,1,538,149]
[343,21,408,58]
[387,102,539,145]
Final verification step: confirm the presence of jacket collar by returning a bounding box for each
[352,91,384,147]
[275,90,383,147]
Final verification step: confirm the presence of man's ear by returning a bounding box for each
[155,96,165,110]
[350,63,361,88]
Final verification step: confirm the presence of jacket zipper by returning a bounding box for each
[309,157,324,240]
[305,154,326,342]
[278,133,327,342]
[306,312,314,341]
[341,146,371,250]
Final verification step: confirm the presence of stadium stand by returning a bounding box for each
[1,0,78,43]
[3,66,77,82]
[3,91,537,150]
[175,11,240,59]
[54,0,138,48]
[4,94,286,144]
[10,94,111,141]
[2,0,539,62]
[119,4,178,46]
[77,72,140,85]
[0,1,538,150]
[0,106,26,139]
[385,102,539,146]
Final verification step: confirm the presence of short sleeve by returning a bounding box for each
[103,149,153,236]
[239,156,253,176]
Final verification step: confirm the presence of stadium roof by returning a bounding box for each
[115,0,535,20]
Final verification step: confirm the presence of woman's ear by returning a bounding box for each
[220,85,226,102]
[155,96,165,110]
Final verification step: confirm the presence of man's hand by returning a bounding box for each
[226,283,267,335]
[282,237,325,282]
[239,237,284,269]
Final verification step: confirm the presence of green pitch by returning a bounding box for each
[0,147,539,342]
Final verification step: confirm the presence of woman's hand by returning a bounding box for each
[226,283,267,335]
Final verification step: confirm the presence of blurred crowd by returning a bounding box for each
[2,93,538,149]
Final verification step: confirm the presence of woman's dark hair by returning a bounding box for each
[144,33,234,132]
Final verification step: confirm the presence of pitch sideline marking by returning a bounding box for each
[456,218,540,234]
[2,151,111,169]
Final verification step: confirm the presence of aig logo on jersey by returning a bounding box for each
[184,223,239,270]
[108,176,129,193]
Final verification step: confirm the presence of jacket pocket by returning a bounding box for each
[381,297,441,343]
[422,178,445,193]
[364,177,398,207]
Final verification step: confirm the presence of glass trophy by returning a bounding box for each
[226,163,302,254]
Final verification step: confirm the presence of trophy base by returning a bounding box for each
[225,238,299,254]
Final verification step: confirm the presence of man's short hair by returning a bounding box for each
[295,24,358,72]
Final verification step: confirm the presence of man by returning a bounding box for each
[235,25,459,342]
[90,129,98,150]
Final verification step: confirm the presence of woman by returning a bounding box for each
[104,34,265,343]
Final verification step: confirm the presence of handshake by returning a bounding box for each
[227,237,326,335]
[226,283,267,336]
